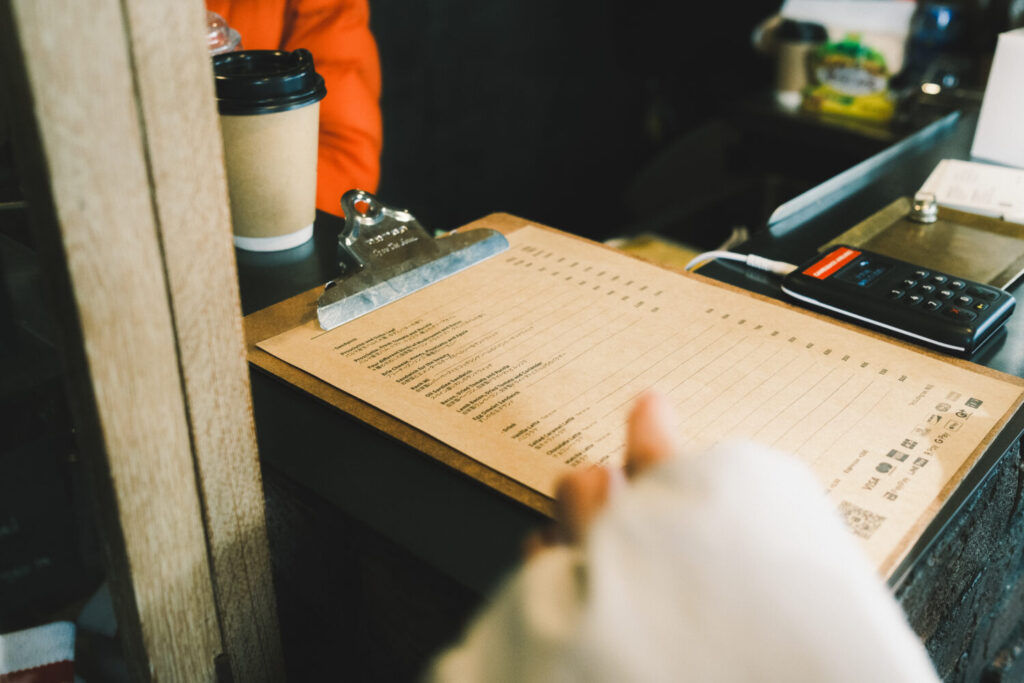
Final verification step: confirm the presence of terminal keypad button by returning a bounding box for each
[944,307,977,322]
[968,286,999,302]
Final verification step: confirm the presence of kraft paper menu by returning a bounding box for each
[257,225,1024,574]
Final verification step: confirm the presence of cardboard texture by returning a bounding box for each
[246,215,1024,577]
[221,102,319,239]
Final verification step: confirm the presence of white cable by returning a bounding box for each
[685,250,797,276]
[684,250,747,271]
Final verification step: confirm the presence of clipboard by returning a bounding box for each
[244,200,1024,581]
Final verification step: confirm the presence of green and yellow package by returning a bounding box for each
[802,33,894,123]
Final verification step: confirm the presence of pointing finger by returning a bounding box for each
[625,390,677,478]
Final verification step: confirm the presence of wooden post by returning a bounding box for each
[0,1,283,681]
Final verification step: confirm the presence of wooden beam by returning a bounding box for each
[120,2,283,680]
[0,1,281,680]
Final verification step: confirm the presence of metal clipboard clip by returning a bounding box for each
[316,190,510,331]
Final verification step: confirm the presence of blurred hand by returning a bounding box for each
[524,390,678,557]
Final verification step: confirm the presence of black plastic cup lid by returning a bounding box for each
[777,19,828,43]
[213,49,326,115]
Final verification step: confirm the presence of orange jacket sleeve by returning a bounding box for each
[207,0,382,216]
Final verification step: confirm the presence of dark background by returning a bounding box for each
[370,0,779,241]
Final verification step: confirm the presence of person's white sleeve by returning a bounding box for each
[426,440,940,683]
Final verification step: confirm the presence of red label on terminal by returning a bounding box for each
[803,247,862,280]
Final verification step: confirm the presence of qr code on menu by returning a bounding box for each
[838,501,886,540]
